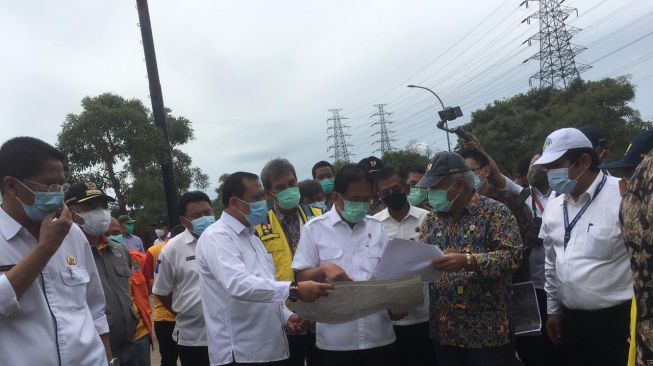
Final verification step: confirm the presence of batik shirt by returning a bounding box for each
[274,206,301,255]
[419,194,522,348]
[620,153,653,366]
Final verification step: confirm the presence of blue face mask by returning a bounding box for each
[547,166,584,195]
[15,180,64,222]
[473,175,483,191]
[189,215,215,236]
[310,201,328,212]
[237,198,269,227]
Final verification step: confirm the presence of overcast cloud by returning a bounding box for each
[1,0,651,194]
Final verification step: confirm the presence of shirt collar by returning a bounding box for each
[0,207,23,241]
[377,205,422,222]
[530,186,550,199]
[222,211,250,235]
[182,229,197,244]
[564,171,605,202]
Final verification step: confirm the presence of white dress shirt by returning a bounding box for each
[502,174,524,194]
[525,187,557,289]
[539,172,633,314]
[196,212,293,365]
[153,229,207,346]
[0,208,109,366]
[373,205,430,326]
[292,209,395,351]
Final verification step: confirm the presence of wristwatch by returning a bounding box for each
[288,281,299,302]
[109,358,119,366]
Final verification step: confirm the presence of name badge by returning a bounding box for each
[185,255,195,261]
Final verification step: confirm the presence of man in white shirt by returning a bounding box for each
[534,128,633,366]
[0,137,112,366]
[293,164,399,366]
[196,172,332,366]
[153,191,216,366]
[372,167,435,366]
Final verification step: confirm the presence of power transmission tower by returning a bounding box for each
[327,109,353,163]
[521,0,591,88]
[371,104,394,154]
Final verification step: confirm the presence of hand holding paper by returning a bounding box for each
[373,238,444,282]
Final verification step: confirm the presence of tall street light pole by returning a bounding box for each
[136,0,179,228]
[407,84,462,152]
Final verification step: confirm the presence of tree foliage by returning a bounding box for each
[213,173,231,217]
[57,92,209,222]
[456,77,651,175]
[382,150,431,170]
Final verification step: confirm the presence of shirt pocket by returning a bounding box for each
[360,246,383,278]
[318,246,344,264]
[59,266,90,309]
[584,226,619,260]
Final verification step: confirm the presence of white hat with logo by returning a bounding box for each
[533,128,593,165]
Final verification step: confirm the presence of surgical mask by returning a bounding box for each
[189,215,215,236]
[427,183,459,212]
[310,201,328,212]
[473,175,483,191]
[338,194,369,224]
[15,180,64,222]
[320,178,334,195]
[407,187,427,206]
[125,223,135,234]
[275,186,301,210]
[382,191,407,211]
[154,229,165,238]
[527,167,548,189]
[237,198,269,227]
[107,234,123,244]
[77,208,112,236]
[547,167,582,195]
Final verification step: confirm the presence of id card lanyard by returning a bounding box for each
[562,175,607,251]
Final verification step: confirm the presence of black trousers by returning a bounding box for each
[320,344,395,366]
[436,343,521,366]
[561,301,630,366]
[392,322,437,366]
[224,361,287,366]
[287,333,321,366]
[154,321,179,366]
[515,289,565,366]
[178,345,210,366]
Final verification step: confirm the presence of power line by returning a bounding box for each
[370,104,395,154]
[326,109,353,163]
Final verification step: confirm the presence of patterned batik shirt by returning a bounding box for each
[620,153,653,366]
[274,205,301,255]
[419,194,522,348]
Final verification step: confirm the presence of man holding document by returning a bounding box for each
[372,166,436,365]
[293,164,399,366]
[417,152,523,366]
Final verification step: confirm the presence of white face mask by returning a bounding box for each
[78,208,112,236]
[154,229,165,238]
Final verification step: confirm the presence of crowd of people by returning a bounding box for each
[1,125,653,366]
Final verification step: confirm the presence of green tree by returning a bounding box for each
[212,173,231,218]
[456,77,651,175]
[382,150,430,170]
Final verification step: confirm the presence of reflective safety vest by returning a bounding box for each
[255,205,323,281]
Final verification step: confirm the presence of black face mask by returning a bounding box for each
[382,191,408,211]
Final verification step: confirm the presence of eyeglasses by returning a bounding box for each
[22,179,69,193]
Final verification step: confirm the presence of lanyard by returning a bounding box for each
[531,193,544,217]
[563,175,607,250]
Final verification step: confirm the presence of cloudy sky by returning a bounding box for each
[1,0,651,194]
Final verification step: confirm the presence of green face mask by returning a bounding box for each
[275,186,301,210]
[320,178,334,195]
[108,234,124,244]
[407,187,427,206]
[125,223,135,234]
[338,194,369,224]
[427,183,458,212]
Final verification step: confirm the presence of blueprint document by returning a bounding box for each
[293,276,423,324]
[373,238,444,282]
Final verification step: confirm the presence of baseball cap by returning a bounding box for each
[357,156,384,174]
[118,215,136,224]
[150,216,169,227]
[65,182,115,205]
[577,126,608,149]
[416,151,470,188]
[533,128,593,166]
[599,129,653,170]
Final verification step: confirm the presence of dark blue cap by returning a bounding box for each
[416,151,470,188]
[599,129,653,170]
[577,126,607,148]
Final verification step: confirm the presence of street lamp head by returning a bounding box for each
[407,84,416,88]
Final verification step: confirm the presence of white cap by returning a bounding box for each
[533,128,593,165]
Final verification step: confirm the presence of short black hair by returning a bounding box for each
[459,148,490,168]
[0,137,66,193]
[222,171,259,207]
[406,165,426,175]
[298,179,323,198]
[562,148,601,171]
[178,191,212,217]
[375,166,404,183]
[311,161,334,179]
[334,164,373,194]
[517,156,532,177]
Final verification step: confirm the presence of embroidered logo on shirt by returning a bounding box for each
[66,256,78,266]
[186,255,196,261]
